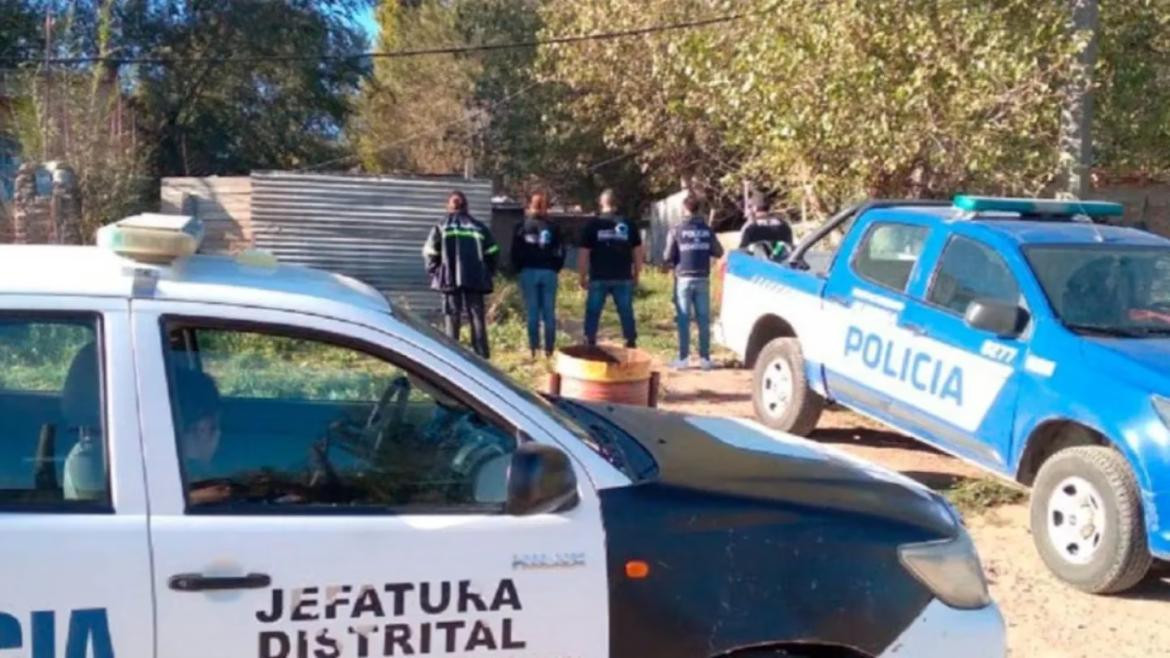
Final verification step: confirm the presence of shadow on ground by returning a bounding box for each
[1117,566,1170,602]
[811,427,944,454]
[662,388,750,404]
[899,470,970,490]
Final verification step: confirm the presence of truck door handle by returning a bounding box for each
[169,573,271,592]
[900,322,928,336]
[825,293,851,307]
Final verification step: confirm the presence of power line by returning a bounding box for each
[298,79,544,172]
[0,12,751,68]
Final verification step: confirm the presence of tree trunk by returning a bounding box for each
[1060,0,1099,199]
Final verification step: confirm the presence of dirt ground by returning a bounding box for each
[658,367,1170,658]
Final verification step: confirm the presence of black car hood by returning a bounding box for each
[589,403,956,537]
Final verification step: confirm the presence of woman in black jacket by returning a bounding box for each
[510,192,565,358]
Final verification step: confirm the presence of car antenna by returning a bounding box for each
[1071,197,1107,243]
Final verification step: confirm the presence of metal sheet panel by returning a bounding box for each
[160,176,253,253]
[249,171,492,316]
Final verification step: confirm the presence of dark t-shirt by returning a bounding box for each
[739,216,793,248]
[581,215,642,281]
[511,217,565,272]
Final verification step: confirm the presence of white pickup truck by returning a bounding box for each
[0,214,1002,658]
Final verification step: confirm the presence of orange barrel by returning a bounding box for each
[549,345,659,407]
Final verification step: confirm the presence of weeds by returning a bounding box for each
[944,478,1027,516]
[484,268,731,388]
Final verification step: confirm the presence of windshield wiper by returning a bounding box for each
[1131,326,1170,337]
[1066,323,1150,338]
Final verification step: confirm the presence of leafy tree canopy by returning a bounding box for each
[5,1,374,177]
[541,0,1089,214]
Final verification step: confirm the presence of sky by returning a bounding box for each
[356,6,380,45]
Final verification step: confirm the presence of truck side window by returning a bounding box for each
[0,315,108,509]
[927,237,1020,316]
[852,222,929,292]
[162,324,516,513]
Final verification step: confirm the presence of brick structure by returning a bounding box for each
[50,164,81,244]
[7,161,82,245]
[1093,179,1170,238]
[11,162,41,243]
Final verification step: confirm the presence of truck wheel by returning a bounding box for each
[751,337,824,436]
[1030,446,1152,594]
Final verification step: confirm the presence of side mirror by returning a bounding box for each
[505,442,579,515]
[965,299,1029,337]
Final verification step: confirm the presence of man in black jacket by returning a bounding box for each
[739,192,793,258]
[423,191,498,358]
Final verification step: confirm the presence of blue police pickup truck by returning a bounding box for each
[719,195,1170,593]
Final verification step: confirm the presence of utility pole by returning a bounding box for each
[1060,0,1099,199]
[41,10,52,163]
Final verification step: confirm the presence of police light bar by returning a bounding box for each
[953,195,1123,217]
[96,213,205,264]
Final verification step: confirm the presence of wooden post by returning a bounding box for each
[547,372,562,397]
[648,371,661,408]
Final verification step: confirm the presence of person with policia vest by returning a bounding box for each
[664,193,724,370]
[579,189,642,348]
[511,192,565,359]
[739,192,793,260]
[424,190,499,358]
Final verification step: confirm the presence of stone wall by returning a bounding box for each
[0,202,10,243]
[6,161,82,244]
[1093,181,1170,237]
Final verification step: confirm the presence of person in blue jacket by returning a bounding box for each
[664,194,724,370]
[424,191,499,359]
[511,192,565,359]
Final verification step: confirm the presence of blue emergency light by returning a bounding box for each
[953,195,1123,217]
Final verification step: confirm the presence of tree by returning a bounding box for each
[541,0,1082,216]
[352,0,648,208]
[7,1,152,236]
[1096,0,1170,178]
[3,1,373,232]
[454,0,647,208]
[128,0,372,176]
[0,1,43,62]
[351,0,479,174]
[539,0,751,202]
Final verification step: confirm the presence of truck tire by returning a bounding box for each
[1030,446,1152,594]
[751,337,824,436]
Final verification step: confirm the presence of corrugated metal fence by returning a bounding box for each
[160,176,253,253]
[248,171,491,315]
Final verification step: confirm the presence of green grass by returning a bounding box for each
[196,330,396,400]
[0,322,95,391]
[0,269,725,398]
[486,269,732,388]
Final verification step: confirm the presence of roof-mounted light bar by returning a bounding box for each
[96,213,204,264]
[953,195,1124,217]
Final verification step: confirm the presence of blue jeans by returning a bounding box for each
[518,268,559,353]
[584,280,637,346]
[674,276,711,360]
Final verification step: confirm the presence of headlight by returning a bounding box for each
[1152,395,1170,427]
[898,531,991,609]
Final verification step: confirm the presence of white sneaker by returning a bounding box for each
[699,358,715,371]
[669,358,690,370]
